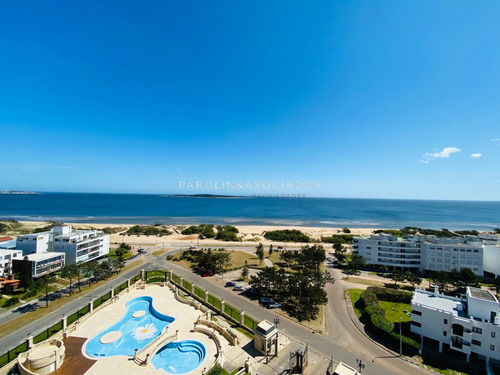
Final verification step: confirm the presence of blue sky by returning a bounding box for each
[1,1,499,200]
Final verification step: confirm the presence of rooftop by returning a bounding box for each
[334,362,359,375]
[26,252,65,261]
[412,289,462,316]
[468,287,498,303]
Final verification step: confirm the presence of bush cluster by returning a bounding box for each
[359,287,419,354]
[264,229,311,243]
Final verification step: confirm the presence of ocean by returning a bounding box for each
[0,193,499,230]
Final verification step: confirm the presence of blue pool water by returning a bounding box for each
[85,296,175,357]
[151,340,206,374]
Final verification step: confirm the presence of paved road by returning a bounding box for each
[0,247,430,375]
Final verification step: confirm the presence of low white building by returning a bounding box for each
[13,252,65,278]
[354,234,490,275]
[411,287,500,365]
[0,249,23,276]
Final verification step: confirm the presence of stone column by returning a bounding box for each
[169,269,173,281]
[62,315,68,331]
[179,276,183,288]
[190,283,194,296]
[220,299,225,315]
[110,288,114,299]
[204,290,208,304]
[240,310,245,326]
[140,268,145,281]
[89,299,94,314]
[27,334,33,349]
[127,278,131,288]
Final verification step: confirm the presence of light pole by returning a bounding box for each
[273,317,280,357]
[399,317,403,357]
[356,358,365,373]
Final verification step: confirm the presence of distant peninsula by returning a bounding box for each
[165,194,245,199]
[0,190,39,195]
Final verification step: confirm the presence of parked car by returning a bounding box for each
[243,287,255,297]
[233,285,244,291]
[201,272,214,277]
[259,297,273,305]
[225,281,236,288]
[267,302,282,309]
[189,246,197,250]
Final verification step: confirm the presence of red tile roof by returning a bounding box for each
[0,237,13,242]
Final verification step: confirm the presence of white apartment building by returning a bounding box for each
[0,249,23,276]
[353,234,492,276]
[411,287,500,365]
[51,226,110,264]
[16,226,110,265]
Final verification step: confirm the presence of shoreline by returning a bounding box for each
[4,220,496,248]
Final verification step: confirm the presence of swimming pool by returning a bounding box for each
[151,340,206,374]
[85,296,175,357]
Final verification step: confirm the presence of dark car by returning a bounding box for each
[225,281,236,287]
[267,302,282,309]
[259,297,273,305]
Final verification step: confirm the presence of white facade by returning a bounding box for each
[353,234,492,275]
[411,287,500,365]
[0,249,23,276]
[15,226,110,266]
[16,233,51,254]
[52,226,110,264]
[483,244,500,277]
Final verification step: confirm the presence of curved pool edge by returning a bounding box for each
[151,339,207,375]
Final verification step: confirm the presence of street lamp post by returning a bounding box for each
[399,317,403,357]
[356,358,365,373]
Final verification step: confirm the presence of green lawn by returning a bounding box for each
[378,300,411,322]
[347,289,364,319]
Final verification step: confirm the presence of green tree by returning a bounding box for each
[17,256,33,291]
[494,276,500,295]
[59,264,77,296]
[404,271,422,288]
[33,274,56,308]
[241,260,249,280]
[74,262,86,291]
[256,243,265,265]
[433,271,451,291]
[391,270,406,287]
[348,254,366,273]
[299,245,326,270]
[110,258,125,274]
[332,242,347,265]
[269,244,273,256]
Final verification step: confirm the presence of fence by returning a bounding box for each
[0,273,141,371]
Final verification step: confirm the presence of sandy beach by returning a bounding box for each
[11,221,377,248]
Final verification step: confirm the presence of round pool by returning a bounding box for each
[151,340,206,374]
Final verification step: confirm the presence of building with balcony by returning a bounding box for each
[13,252,65,279]
[411,287,500,365]
[15,226,110,265]
[353,234,491,275]
[51,226,110,264]
[0,249,23,276]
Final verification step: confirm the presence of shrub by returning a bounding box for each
[370,314,394,334]
[365,305,385,317]
[370,287,412,303]
[263,229,311,243]
[360,289,378,308]
[4,297,20,307]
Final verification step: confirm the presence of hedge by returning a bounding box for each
[370,313,394,334]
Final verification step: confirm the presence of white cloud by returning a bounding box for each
[470,153,482,158]
[490,138,499,142]
[421,147,461,163]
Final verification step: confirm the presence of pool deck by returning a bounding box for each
[65,284,251,375]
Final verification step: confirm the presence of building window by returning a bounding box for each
[471,340,481,346]
[443,331,447,336]
[443,319,448,324]
[411,321,421,328]
[472,327,482,334]
[491,345,495,351]
[412,310,422,316]
[492,332,496,338]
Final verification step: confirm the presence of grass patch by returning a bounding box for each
[231,324,254,340]
[152,249,168,257]
[0,259,145,340]
[378,300,411,323]
[347,289,364,319]
[229,251,260,268]
[343,277,384,286]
